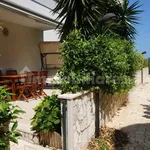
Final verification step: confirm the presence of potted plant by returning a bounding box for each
[31,95,61,148]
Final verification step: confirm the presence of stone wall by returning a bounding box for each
[58,68,149,150]
[142,67,149,83]
[99,67,149,125]
[73,92,95,150]
[99,91,128,125]
[135,68,149,85]
[59,92,95,150]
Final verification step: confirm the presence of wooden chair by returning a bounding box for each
[0,70,2,76]
[6,70,18,75]
[6,69,21,85]
[16,72,39,101]
[38,70,48,96]
[16,75,29,102]
[28,71,40,99]
[0,70,11,88]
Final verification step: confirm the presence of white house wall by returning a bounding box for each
[3,0,60,41]
[0,21,43,74]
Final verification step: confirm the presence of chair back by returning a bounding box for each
[0,70,2,76]
[39,70,48,85]
[6,70,17,75]
[26,71,38,85]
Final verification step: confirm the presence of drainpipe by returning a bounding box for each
[62,100,67,150]
[95,91,100,138]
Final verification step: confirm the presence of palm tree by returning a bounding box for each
[53,0,142,40]
[53,0,103,40]
[101,0,143,40]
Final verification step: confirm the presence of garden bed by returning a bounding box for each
[87,126,129,150]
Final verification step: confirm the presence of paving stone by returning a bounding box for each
[128,147,134,150]
[106,77,150,150]
[135,145,144,150]
[10,139,56,150]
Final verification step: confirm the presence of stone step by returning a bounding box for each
[10,122,62,150]
[10,122,39,145]
[10,139,50,150]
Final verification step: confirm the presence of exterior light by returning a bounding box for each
[141,51,146,55]
[99,13,117,34]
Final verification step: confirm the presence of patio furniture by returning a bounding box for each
[0,74,27,101]
[26,71,39,100]
[0,70,2,76]
[6,69,21,85]
[16,75,29,102]
[30,71,41,99]
[16,71,40,101]
[6,69,18,75]
[38,70,48,96]
[0,70,11,87]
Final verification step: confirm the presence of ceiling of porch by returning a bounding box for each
[0,6,57,30]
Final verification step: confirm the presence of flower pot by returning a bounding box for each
[39,131,62,149]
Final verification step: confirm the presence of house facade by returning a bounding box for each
[0,0,59,74]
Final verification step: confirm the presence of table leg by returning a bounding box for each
[11,79,16,101]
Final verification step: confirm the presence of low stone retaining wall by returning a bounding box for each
[135,67,149,85]
[100,91,128,125]
[59,92,95,150]
[59,67,149,150]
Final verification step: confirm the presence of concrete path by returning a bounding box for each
[107,79,150,150]
[10,140,50,150]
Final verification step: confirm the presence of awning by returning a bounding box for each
[0,1,60,30]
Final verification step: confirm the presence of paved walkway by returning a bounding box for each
[10,140,50,150]
[107,79,150,150]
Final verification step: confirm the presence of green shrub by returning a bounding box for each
[59,30,139,94]
[133,53,144,71]
[143,59,148,68]
[31,95,61,133]
[0,86,25,150]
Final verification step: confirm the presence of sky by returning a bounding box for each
[130,0,150,58]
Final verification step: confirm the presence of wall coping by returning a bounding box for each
[58,91,90,100]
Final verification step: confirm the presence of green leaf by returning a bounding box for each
[11,121,18,131]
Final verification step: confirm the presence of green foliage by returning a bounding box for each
[53,0,102,40]
[53,0,142,40]
[96,137,110,150]
[59,30,139,94]
[31,95,61,133]
[133,53,144,71]
[0,86,25,150]
[100,0,143,40]
[143,59,148,68]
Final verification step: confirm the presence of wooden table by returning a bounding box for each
[0,74,27,101]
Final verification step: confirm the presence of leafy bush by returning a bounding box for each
[59,30,139,94]
[132,53,144,71]
[31,95,61,133]
[143,59,148,68]
[0,86,25,150]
